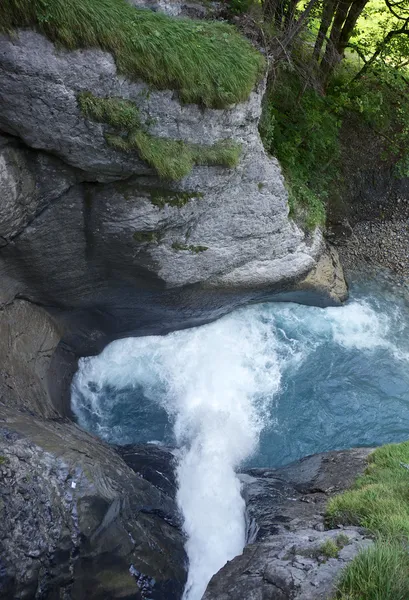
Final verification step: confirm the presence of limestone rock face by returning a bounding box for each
[0,30,345,355]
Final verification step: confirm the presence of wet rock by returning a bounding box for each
[0,299,187,600]
[203,449,373,600]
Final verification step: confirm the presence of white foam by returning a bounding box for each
[72,308,284,600]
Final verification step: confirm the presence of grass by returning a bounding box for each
[79,92,242,179]
[78,92,141,129]
[320,539,340,559]
[335,540,409,600]
[0,0,264,108]
[326,441,409,600]
[327,441,409,539]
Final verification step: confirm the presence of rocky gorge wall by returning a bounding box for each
[0,24,347,354]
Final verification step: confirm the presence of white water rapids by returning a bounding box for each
[71,292,409,599]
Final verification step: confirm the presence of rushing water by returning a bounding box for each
[71,276,409,599]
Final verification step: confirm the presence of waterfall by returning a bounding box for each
[72,287,409,599]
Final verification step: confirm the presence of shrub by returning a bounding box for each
[260,67,340,229]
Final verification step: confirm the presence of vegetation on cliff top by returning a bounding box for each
[235,0,409,228]
[78,92,241,179]
[325,441,409,599]
[0,0,264,108]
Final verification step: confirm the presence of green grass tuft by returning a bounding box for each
[320,539,340,559]
[79,92,241,179]
[327,441,409,539]
[335,540,409,600]
[0,0,264,108]
[78,92,140,130]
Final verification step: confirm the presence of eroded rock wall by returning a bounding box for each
[0,30,347,355]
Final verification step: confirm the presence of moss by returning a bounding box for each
[149,189,204,209]
[133,230,161,243]
[172,242,208,253]
[0,456,7,465]
[0,0,264,108]
[79,92,242,180]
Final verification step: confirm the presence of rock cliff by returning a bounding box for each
[0,3,348,598]
[0,22,346,352]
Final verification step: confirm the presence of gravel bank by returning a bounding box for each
[329,198,409,279]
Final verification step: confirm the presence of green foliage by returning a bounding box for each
[228,0,255,15]
[327,441,409,539]
[78,92,140,129]
[335,540,409,600]
[172,242,208,252]
[261,68,340,228]
[320,539,340,559]
[78,92,241,179]
[0,0,264,108]
[329,66,409,177]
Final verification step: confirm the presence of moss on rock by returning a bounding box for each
[78,92,242,180]
[172,242,208,253]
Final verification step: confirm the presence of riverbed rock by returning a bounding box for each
[203,449,373,600]
[0,299,187,600]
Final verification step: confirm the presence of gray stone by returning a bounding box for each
[204,449,373,600]
[0,299,186,599]
[0,30,340,310]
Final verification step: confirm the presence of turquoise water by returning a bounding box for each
[72,276,409,468]
[71,274,409,600]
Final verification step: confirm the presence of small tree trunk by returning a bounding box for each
[320,0,353,80]
[283,0,300,30]
[337,0,369,55]
[313,0,338,62]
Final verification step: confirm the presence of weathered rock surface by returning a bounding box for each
[204,449,372,600]
[0,299,186,600]
[0,29,346,355]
